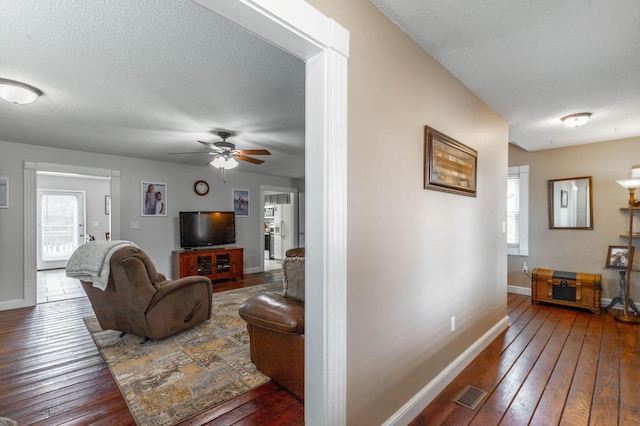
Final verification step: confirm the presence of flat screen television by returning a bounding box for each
[179,211,236,249]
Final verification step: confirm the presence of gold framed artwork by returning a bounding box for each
[424,126,477,197]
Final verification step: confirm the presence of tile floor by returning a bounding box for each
[264,258,282,271]
[37,269,86,304]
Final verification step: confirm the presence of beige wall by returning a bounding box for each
[308,1,508,423]
[508,137,640,302]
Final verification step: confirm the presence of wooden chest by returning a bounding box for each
[531,268,602,314]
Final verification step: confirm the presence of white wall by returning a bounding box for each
[0,139,295,305]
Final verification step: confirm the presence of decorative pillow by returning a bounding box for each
[282,256,305,302]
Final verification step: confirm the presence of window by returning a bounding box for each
[507,165,529,256]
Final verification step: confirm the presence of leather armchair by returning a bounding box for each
[239,248,305,399]
[80,246,212,340]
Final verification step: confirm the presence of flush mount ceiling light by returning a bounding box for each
[561,112,592,128]
[0,78,43,104]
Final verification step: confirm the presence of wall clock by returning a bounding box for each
[193,180,210,196]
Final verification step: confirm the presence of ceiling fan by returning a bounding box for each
[170,131,271,181]
[196,131,271,167]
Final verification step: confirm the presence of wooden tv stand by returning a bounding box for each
[172,247,244,282]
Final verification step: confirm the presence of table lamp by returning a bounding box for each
[615,165,640,324]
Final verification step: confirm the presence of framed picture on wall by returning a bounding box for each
[606,245,634,269]
[0,177,8,208]
[424,126,477,197]
[233,189,250,217]
[141,181,167,216]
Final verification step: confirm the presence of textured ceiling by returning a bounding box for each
[0,0,305,178]
[372,0,640,151]
[4,1,638,174]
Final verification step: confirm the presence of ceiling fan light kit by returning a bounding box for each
[210,156,238,169]
[561,112,592,128]
[0,78,43,104]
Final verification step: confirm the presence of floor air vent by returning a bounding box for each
[453,385,487,410]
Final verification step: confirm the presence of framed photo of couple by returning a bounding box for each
[141,181,167,216]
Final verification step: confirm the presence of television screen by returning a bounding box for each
[179,211,236,248]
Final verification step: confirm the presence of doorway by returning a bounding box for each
[37,190,85,270]
[262,186,298,271]
[30,166,116,304]
[198,5,349,420]
[22,2,348,420]
[35,189,87,304]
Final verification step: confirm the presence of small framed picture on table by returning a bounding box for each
[606,245,634,269]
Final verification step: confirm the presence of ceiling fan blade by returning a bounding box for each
[239,149,271,156]
[237,154,265,164]
[197,140,214,146]
[168,151,208,155]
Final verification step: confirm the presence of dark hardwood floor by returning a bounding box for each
[3,280,639,425]
[0,269,303,425]
[411,293,640,426]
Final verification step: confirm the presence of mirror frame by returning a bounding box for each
[548,176,594,230]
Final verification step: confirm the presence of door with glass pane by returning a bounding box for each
[37,191,85,270]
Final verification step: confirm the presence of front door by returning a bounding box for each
[37,190,85,270]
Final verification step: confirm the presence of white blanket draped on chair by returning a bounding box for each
[65,240,138,290]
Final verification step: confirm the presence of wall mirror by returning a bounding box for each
[548,176,593,229]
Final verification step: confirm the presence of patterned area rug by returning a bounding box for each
[84,282,281,426]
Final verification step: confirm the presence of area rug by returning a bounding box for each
[84,282,281,426]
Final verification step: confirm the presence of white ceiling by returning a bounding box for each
[0,0,305,178]
[372,0,640,151]
[3,1,639,175]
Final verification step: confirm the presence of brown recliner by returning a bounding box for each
[239,248,305,399]
[80,246,212,340]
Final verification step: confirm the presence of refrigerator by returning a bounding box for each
[273,203,294,260]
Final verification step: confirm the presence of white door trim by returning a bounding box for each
[193,2,349,424]
[23,163,120,308]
